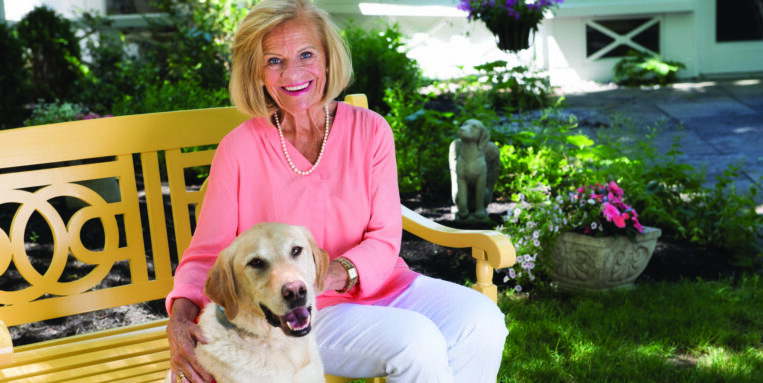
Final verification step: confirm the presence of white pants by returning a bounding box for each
[314,275,508,383]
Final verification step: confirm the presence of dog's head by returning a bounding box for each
[204,222,329,337]
[457,119,490,150]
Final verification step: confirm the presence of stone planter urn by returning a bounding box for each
[549,226,662,291]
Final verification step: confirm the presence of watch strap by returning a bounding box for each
[335,257,358,294]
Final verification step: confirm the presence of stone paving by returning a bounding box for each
[556,77,763,210]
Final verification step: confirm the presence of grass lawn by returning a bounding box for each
[498,275,763,382]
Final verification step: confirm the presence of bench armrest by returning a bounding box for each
[402,206,515,302]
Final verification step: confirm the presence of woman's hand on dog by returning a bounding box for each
[168,298,213,382]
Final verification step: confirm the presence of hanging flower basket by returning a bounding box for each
[458,0,563,53]
[485,19,535,53]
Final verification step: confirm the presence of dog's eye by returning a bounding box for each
[291,246,302,258]
[248,258,265,269]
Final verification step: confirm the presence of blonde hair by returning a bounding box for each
[229,0,352,117]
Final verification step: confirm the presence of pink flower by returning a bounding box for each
[612,214,627,228]
[601,202,628,228]
[608,181,624,198]
[601,202,620,221]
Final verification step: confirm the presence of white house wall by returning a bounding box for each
[543,0,762,82]
[3,0,105,21]
[539,1,699,84]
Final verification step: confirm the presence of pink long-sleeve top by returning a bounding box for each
[165,102,419,314]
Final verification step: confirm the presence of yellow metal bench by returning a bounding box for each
[0,95,515,383]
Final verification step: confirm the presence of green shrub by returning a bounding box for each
[0,22,31,129]
[446,61,553,115]
[475,60,552,112]
[570,117,762,268]
[631,147,763,268]
[145,0,253,91]
[71,1,251,116]
[16,6,84,102]
[74,12,136,115]
[384,86,454,199]
[492,107,593,201]
[342,21,422,114]
[613,50,686,86]
[111,70,230,116]
[23,100,111,126]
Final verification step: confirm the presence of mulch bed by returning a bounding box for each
[3,196,737,347]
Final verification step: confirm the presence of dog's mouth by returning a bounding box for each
[260,304,313,337]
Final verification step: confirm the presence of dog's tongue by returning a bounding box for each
[284,307,311,331]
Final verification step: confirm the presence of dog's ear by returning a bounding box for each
[313,247,330,293]
[205,247,239,320]
[478,122,490,150]
[302,227,330,292]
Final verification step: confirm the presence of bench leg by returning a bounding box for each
[472,250,498,303]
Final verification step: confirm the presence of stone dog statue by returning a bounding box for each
[449,119,501,220]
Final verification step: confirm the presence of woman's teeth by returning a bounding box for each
[284,82,310,92]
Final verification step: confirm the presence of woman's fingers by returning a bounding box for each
[168,312,212,382]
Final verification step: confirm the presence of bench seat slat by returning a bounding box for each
[99,370,170,383]
[1,321,166,372]
[13,320,168,353]
[1,333,168,381]
[4,350,169,383]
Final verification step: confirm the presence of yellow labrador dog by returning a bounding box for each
[193,222,329,382]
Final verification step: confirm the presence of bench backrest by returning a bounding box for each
[0,107,251,327]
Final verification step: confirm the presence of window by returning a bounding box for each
[586,17,661,60]
[716,0,763,42]
[106,0,158,15]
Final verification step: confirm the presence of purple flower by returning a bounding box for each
[458,0,563,22]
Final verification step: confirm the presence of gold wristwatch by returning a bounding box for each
[335,257,358,294]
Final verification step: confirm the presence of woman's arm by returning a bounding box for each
[333,111,403,296]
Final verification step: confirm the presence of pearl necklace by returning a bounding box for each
[274,105,330,176]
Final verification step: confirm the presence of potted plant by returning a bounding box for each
[498,183,567,296]
[550,181,662,291]
[499,181,662,294]
[458,0,564,52]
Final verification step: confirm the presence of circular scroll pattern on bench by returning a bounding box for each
[0,229,11,277]
[0,183,121,304]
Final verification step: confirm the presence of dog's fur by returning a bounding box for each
[174,223,329,383]
[449,119,501,219]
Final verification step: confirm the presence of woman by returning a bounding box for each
[166,1,508,382]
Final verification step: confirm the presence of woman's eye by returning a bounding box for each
[267,57,281,65]
[300,51,313,59]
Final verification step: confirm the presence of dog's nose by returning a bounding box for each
[282,281,307,305]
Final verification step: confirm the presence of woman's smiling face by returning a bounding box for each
[261,18,327,114]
